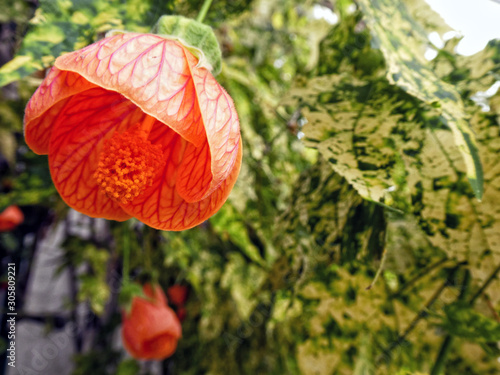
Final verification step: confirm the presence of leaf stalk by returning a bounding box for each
[196,0,214,23]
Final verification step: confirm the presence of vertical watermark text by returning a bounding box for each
[6,262,17,368]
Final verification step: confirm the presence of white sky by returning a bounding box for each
[424,0,500,55]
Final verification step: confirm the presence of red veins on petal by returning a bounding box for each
[179,49,240,201]
[55,33,207,147]
[49,88,142,221]
[23,32,241,230]
[0,205,24,231]
[122,284,182,360]
[25,68,97,154]
[121,137,242,231]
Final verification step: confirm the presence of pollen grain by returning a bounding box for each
[94,124,164,204]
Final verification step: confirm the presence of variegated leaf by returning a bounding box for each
[357,0,484,199]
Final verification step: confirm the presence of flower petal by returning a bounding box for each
[49,87,145,220]
[25,32,241,229]
[121,125,242,230]
[24,67,97,154]
[54,33,207,148]
[141,332,179,360]
[167,285,189,307]
[0,205,24,231]
[175,141,212,202]
[176,50,241,202]
[143,283,168,306]
[122,286,182,360]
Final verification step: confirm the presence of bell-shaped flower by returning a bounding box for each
[167,284,189,307]
[122,283,182,360]
[24,32,241,230]
[0,205,24,231]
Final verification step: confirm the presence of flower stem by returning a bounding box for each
[144,226,153,277]
[430,336,454,375]
[196,0,213,23]
[122,225,130,286]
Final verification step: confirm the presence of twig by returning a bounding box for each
[483,294,500,323]
[430,269,470,375]
[376,278,448,364]
[469,263,500,304]
[392,257,449,298]
[377,264,462,365]
[366,246,388,290]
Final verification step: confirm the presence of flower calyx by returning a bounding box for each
[151,15,223,75]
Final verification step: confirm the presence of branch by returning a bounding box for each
[469,262,500,305]
[377,264,463,365]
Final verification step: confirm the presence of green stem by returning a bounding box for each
[430,269,471,375]
[392,257,449,298]
[366,246,388,290]
[122,225,130,286]
[376,277,449,364]
[144,226,153,278]
[376,264,464,365]
[196,0,214,23]
[469,262,500,304]
[430,336,454,375]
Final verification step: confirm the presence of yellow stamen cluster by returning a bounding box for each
[94,126,164,204]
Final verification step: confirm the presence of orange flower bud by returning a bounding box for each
[0,205,24,231]
[24,32,241,230]
[167,285,189,307]
[122,283,182,360]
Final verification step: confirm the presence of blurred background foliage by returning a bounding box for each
[1,0,500,374]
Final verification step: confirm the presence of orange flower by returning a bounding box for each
[24,32,242,230]
[0,205,24,231]
[167,285,189,307]
[122,283,182,360]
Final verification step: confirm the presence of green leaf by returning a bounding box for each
[434,40,500,95]
[76,244,111,315]
[353,333,375,375]
[115,359,140,375]
[0,0,159,87]
[395,94,500,266]
[151,15,222,75]
[220,253,266,320]
[356,0,484,199]
[441,302,500,342]
[269,158,387,290]
[0,129,17,167]
[282,74,407,206]
[0,153,56,211]
[118,283,144,314]
[210,203,265,266]
[280,4,500,266]
[79,274,110,315]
